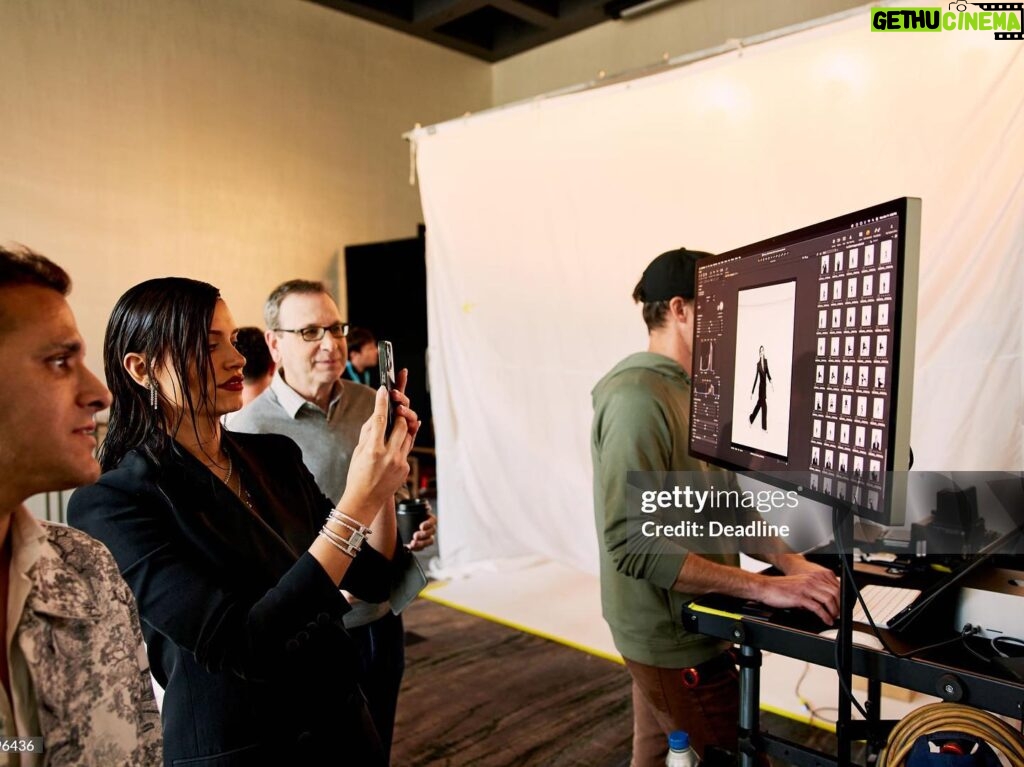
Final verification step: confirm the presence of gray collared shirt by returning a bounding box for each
[230,370,375,504]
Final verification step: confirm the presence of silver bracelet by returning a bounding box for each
[327,509,372,538]
[318,523,365,558]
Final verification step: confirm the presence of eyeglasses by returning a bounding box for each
[274,323,350,342]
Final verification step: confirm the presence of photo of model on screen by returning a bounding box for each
[730,282,794,459]
[748,346,774,430]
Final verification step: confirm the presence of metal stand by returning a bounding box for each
[834,502,857,767]
[734,501,883,767]
[737,645,762,767]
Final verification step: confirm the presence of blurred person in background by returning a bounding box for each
[221,326,275,430]
[234,326,275,406]
[344,326,379,387]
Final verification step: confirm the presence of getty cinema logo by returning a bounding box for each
[871,3,1023,39]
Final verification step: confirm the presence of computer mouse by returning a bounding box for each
[818,628,885,651]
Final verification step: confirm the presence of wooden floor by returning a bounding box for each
[392,599,848,767]
[393,598,632,766]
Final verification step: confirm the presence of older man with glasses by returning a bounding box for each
[229,279,434,761]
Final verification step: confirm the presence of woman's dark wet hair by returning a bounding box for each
[99,277,221,471]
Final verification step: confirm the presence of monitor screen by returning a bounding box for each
[689,198,921,524]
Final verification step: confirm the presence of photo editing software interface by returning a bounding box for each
[690,200,918,520]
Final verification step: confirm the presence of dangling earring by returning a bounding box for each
[149,379,159,410]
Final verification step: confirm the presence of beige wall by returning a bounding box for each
[492,0,868,105]
[0,0,490,361]
[1,0,869,369]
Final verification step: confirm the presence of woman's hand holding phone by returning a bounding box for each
[390,368,420,445]
[343,387,418,518]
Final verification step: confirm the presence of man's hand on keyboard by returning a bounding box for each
[755,557,840,625]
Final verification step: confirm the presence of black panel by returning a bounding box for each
[303,0,662,62]
[344,0,416,19]
[435,5,542,49]
[506,0,561,18]
[345,229,433,447]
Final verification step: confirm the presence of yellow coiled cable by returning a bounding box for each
[877,702,1024,767]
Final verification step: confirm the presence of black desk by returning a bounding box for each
[682,591,1024,767]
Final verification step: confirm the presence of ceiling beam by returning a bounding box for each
[412,0,485,27]
[491,0,560,28]
[303,0,626,62]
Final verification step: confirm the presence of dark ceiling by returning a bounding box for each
[305,0,679,62]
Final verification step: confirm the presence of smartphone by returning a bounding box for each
[378,340,396,438]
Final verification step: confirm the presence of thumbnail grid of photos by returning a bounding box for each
[810,239,895,511]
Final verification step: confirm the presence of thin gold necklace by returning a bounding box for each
[223,451,256,511]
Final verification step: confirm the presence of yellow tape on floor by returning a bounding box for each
[420,584,625,665]
[418,582,835,733]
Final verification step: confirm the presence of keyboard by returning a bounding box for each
[852,584,921,628]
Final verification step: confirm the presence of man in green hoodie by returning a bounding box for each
[591,248,840,767]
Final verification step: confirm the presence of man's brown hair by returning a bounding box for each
[632,279,673,332]
[0,246,71,333]
[264,279,331,331]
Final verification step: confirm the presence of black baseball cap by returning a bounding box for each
[636,247,714,302]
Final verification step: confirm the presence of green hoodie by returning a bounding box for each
[591,351,735,667]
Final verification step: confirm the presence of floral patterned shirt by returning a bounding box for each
[0,507,161,766]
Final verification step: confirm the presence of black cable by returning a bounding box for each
[963,629,994,666]
[832,504,899,657]
[827,504,972,723]
[909,625,978,657]
[832,504,870,721]
[827,504,995,730]
[794,661,839,725]
[831,623,869,719]
[811,707,839,725]
[991,635,1024,657]
[832,505,965,660]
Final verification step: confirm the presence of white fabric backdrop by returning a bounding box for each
[413,9,1024,574]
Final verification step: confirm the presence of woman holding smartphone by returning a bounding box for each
[68,277,418,766]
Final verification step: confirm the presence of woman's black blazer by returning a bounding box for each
[68,431,394,766]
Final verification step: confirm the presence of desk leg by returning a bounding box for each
[866,677,882,761]
[738,645,762,767]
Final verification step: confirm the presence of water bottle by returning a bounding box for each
[666,730,701,767]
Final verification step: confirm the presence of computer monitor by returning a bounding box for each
[689,198,921,525]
